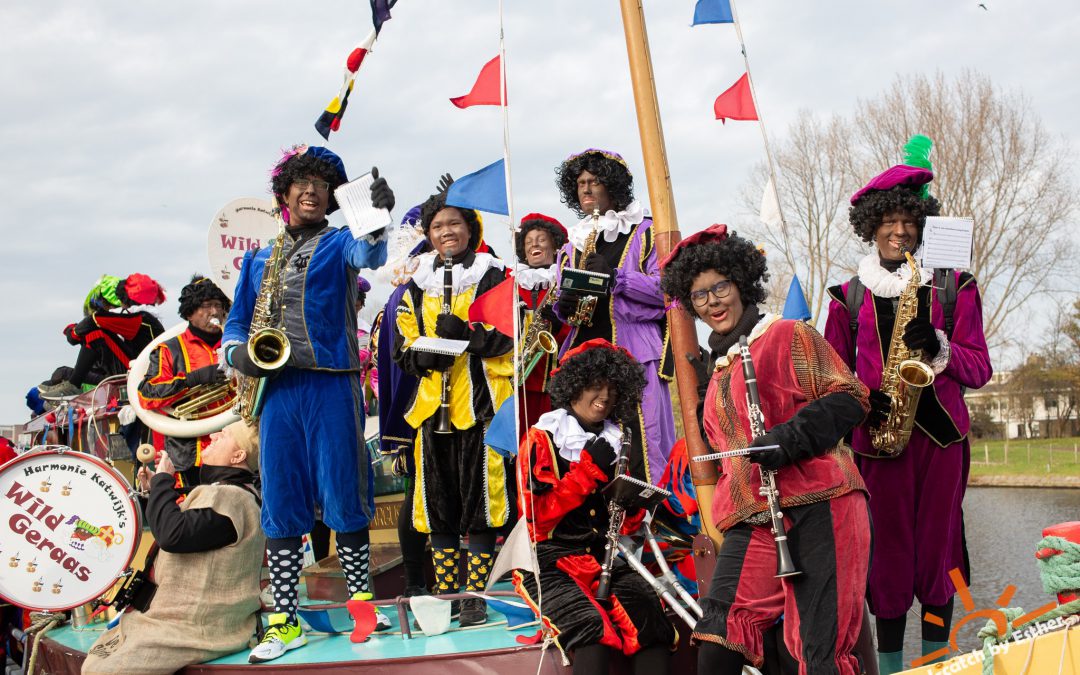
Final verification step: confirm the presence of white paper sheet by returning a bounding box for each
[407,336,469,356]
[920,216,973,270]
[334,171,393,238]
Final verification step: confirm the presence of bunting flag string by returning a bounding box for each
[314,30,377,140]
[450,55,505,108]
[370,0,398,35]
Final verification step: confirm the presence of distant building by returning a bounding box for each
[965,370,1080,439]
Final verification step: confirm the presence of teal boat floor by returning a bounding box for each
[47,583,542,666]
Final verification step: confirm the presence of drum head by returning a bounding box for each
[0,449,141,611]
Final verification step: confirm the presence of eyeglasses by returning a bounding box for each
[293,179,331,194]
[199,301,225,311]
[689,280,733,307]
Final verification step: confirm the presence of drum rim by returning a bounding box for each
[0,447,143,612]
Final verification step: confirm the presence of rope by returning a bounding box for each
[975,535,1080,675]
[23,611,63,675]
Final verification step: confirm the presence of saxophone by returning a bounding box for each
[517,282,558,382]
[869,251,936,457]
[233,198,292,425]
[567,209,601,327]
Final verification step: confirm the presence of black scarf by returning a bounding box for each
[199,465,261,503]
[707,304,762,361]
[188,324,221,347]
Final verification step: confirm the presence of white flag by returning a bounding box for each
[486,518,537,591]
[759,177,783,229]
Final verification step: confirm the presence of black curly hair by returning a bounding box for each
[271,153,347,213]
[849,186,941,244]
[419,192,482,250]
[548,345,645,425]
[178,275,231,319]
[659,231,769,315]
[556,152,635,217]
[515,218,568,264]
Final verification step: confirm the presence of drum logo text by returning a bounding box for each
[5,481,92,582]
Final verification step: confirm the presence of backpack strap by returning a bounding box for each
[845,275,865,344]
[934,268,957,338]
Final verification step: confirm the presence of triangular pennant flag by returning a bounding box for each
[446,159,508,215]
[782,275,812,322]
[450,55,505,109]
[477,594,537,629]
[713,72,758,123]
[469,276,515,337]
[486,518,537,591]
[759,177,782,229]
[296,605,353,634]
[410,595,452,636]
[484,395,518,457]
[692,0,734,25]
[314,31,377,140]
[370,0,398,35]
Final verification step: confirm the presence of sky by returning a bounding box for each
[1,1,1077,424]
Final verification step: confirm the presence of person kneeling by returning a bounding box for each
[82,421,263,675]
[514,339,675,675]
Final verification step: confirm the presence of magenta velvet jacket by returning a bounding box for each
[824,271,992,450]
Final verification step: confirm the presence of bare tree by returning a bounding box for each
[853,70,1078,351]
[738,112,863,321]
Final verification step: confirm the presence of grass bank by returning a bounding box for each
[967,436,1080,486]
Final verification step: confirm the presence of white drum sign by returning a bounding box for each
[207,197,277,300]
[0,449,140,611]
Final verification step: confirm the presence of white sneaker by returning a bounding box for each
[374,608,392,632]
[248,613,306,663]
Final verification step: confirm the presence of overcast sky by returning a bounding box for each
[1,1,1077,423]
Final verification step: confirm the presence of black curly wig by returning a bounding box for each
[548,345,645,425]
[659,231,769,315]
[556,151,635,217]
[419,192,482,250]
[178,275,231,320]
[271,153,347,213]
[515,218,567,264]
[849,186,941,244]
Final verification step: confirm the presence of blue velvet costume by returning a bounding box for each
[223,225,387,539]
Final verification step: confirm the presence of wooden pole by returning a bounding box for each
[617,0,720,547]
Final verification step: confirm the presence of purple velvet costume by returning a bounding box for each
[554,217,675,482]
[824,270,992,619]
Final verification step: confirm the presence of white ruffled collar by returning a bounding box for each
[512,263,557,290]
[856,252,932,298]
[568,200,648,251]
[411,252,505,296]
[535,408,622,464]
[714,313,781,369]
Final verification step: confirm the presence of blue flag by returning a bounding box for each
[484,395,518,457]
[782,275,812,321]
[692,0,734,25]
[446,158,509,215]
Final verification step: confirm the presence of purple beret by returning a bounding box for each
[850,165,934,205]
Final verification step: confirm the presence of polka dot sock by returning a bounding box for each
[336,529,372,597]
[265,536,304,621]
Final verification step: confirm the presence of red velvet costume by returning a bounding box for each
[137,328,222,475]
[514,421,675,657]
[64,311,163,382]
[693,315,871,674]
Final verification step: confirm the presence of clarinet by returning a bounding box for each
[433,254,453,434]
[596,427,631,601]
[739,336,801,578]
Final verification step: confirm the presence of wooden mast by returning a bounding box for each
[617,0,720,546]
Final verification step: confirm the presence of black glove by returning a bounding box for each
[186,364,226,387]
[435,314,469,340]
[539,301,560,324]
[227,344,270,378]
[583,252,612,277]
[556,290,582,321]
[584,436,617,479]
[748,431,792,472]
[413,350,455,372]
[867,389,892,428]
[369,166,396,212]
[436,173,454,193]
[902,316,940,359]
[686,350,711,399]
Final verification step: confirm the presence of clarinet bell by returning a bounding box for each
[433,404,452,435]
[775,541,801,579]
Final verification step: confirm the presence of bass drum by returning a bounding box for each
[126,322,240,439]
[0,448,141,612]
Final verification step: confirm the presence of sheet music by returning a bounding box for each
[920,216,973,270]
[408,336,469,356]
[334,172,393,238]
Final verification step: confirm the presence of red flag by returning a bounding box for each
[713,72,758,123]
[450,55,505,109]
[469,276,515,338]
